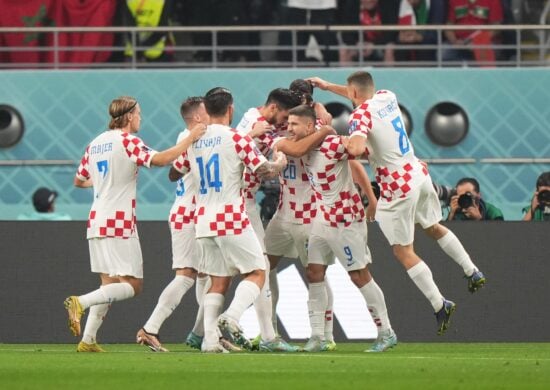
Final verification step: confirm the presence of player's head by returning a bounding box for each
[264,88,302,126]
[180,96,209,127]
[109,96,141,132]
[287,105,316,141]
[204,87,234,124]
[289,79,314,106]
[346,71,375,105]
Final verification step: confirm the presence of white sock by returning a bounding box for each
[143,275,195,334]
[254,266,276,342]
[202,293,224,347]
[407,261,444,312]
[269,268,279,335]
[438,231,477,276]
[324,278,334,342]
[191,276,210,337]
[307,281,327,339]
[78,283,134,310]
[224,280,261,322]
[359,279,391,332]
[81,303,110,344]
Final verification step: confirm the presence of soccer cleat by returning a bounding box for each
[185,331,203,350]
[64,296,84,337]
[219,337,242,352]
[217,315,253,350]
[136,328,169,352]
[365,329,398,352]
[201,342,230,353]
[435,299,456,336]
[77,341,106,353]
[250,334,262,351]
[259,337,300,352]
[301,336,325,352]
[321,340,337,352]
[466,270,486,293]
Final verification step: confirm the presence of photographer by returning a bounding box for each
[523,171,550,221]
[447,178,504,221]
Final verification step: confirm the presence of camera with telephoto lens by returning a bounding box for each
[433,183,455,207]
[458,192,475,209]
[537,190,550,206]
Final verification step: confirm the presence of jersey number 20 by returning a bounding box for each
[196,154,222,194]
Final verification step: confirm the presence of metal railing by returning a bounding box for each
[0,24,549,69]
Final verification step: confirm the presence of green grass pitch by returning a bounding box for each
[1,343,549,389]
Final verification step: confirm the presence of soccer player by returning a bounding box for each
[308,71,486,335]
[135,97,209,352]
[183,87,287,353]
[65,96,206,352]
[282,105,396,352]
[235,88,302,351]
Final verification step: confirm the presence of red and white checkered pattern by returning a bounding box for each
[351,90,429,202]
[77,130,157,239]
[188,124,266,238]
[173,152,191,175]
[348,102,372,137]
[121,132,155,166]
[169,204,195,229]
[276,157,317,224]
[303,135,364,227]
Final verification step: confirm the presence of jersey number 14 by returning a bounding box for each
[196,154,223,194]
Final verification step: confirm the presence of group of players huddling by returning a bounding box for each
[64,71,486,353]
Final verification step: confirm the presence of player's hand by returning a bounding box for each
[249,121,273,138]
[306,77,329,91]
[273,150,287,167]
[189,123,207,141]
[365,202,377,222]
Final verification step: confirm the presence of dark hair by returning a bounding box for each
[536,171,550,189]
[288,104,316,123]
[180,96,203,120]
[289,79,314,105]
[346,71,374,90]
[456,177,480,193]
[204,87,233,117]
[265,88,302,111]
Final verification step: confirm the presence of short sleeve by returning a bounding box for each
[121,133,158,168]
[319,135,350,162]
[76,146,90,181]
[173,152,190,174]
[348,103,371,138]
[232,131,268,172]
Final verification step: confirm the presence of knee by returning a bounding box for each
[131,280,143,296]
[306,267,324,283]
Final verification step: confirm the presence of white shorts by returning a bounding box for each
[89,237,143,278]
[308,219,372,272]
[246,198,266,253]
[197,226,266,277]
[170,223,198,270]
[377,178,442,246]
[265,215,309,266]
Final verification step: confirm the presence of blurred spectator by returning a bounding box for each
[523,172,550,221]
[17,187,72,221]
[396,0,447,62]
[443,0,503,63]
[278,0,339,65]
[338,0,399,65]
[447,178,504,221]
[118,0,176,63]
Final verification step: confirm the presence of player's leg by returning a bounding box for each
[65,237,141,337]
[186,273,210,349]
[267,254,281,334]
[418,180,485,292]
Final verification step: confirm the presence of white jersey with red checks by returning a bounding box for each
[348,90,428,202]
[168,130,197,230]
[76,130,158,239]
[302,135,365,227]
[236,107,283,201]
[184,123,268,238]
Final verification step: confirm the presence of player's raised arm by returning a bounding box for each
[307,77,349,98]
[151,123,206,166]
[276,125,335,158]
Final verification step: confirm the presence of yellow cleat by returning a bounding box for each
[77,341,106,352]
[64,296,84,337]
[322,340,337,351]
